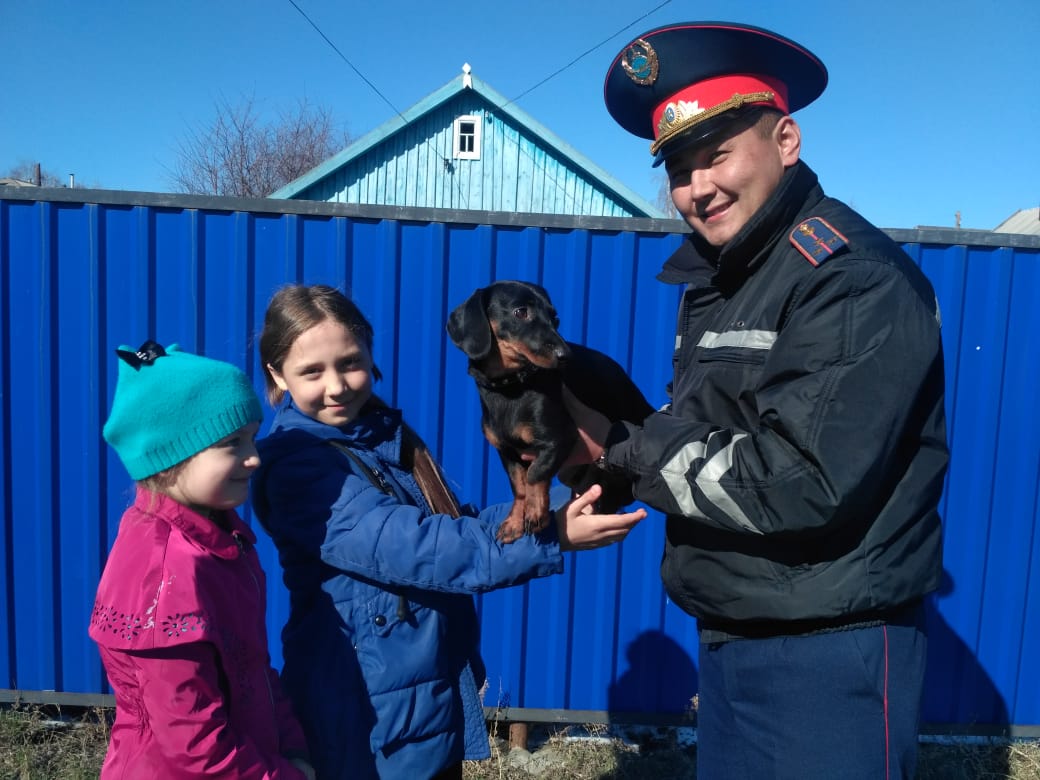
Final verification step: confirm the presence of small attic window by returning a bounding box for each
[453,115,481,160]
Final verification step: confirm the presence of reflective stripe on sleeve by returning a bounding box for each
[660,431,760,533]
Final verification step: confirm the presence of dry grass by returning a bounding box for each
[462,722,697,779]
[0,704,109,779]
[2,704,1038,779]
[461,721,1040,780]
[916,739,1040,780]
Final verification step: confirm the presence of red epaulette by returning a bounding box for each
[789,217,849,266]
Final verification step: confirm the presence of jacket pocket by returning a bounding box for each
[351,591,462,752]
[694,345,768,365]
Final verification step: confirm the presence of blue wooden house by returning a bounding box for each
[270,65,665,218]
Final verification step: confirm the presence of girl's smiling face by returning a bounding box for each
[266,318,374,427]
[164,421,261,513]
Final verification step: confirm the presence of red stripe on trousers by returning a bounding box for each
[883,624,890,780]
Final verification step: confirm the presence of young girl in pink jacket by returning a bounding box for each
[89,340,314,779]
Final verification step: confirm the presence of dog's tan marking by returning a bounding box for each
[498,461,530,543]
[523,480,551,535]
[483,422,502,449]
[490,324,562,371]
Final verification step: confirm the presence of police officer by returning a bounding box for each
[567,21,948,779]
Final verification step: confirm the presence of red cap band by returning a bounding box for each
[652,73,789,143]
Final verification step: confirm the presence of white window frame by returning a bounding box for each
[453,115,481,160]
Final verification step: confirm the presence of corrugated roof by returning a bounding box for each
[994,207,1040,235]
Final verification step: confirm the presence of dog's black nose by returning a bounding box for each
[554,344,571,362]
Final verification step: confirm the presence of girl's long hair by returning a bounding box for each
[259,284,461,518]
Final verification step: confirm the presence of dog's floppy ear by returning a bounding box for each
[446,287,494,360]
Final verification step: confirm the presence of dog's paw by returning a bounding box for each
[497,499,528,543]
[522,511,551,537]
[496,516,527,544]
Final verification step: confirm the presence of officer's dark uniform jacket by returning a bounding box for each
[605,161,947,637]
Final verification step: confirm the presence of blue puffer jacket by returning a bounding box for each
[251,401,564,780]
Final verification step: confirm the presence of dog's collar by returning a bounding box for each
[473,366,542,390]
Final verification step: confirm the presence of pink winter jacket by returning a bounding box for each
[89,488,309,779]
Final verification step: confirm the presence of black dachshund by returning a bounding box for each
[447,280,653,542]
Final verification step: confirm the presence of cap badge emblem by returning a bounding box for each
[658,100,706,136]
[621,39,658,85]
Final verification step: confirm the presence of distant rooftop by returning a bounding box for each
[994,207,1040,236]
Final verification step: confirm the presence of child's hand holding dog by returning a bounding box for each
[555,484,646,551]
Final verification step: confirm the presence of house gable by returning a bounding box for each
[271,71,664,218]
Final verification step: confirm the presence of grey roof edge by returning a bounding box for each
[886,227,1040,249]
[5,187,1040,249]
[993,207,1040,235]
[269,72,666,218]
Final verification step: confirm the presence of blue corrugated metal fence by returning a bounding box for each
[1,188,1037,731]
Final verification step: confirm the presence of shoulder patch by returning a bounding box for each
[789,217,849,267]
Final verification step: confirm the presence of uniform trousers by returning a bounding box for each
[695,605,927,780]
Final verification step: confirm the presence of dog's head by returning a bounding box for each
[447,281,571,378]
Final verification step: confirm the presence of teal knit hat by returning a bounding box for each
[103,340,263,480]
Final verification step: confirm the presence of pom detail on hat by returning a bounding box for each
[103,342,262,480]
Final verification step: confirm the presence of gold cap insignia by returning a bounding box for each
[621,39,658,86]
[657,100,706,137]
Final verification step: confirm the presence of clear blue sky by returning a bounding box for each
[5,0,1038,230]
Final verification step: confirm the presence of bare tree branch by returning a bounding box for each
[168,96,349,197]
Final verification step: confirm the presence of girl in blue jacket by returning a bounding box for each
[250,284,645,780]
